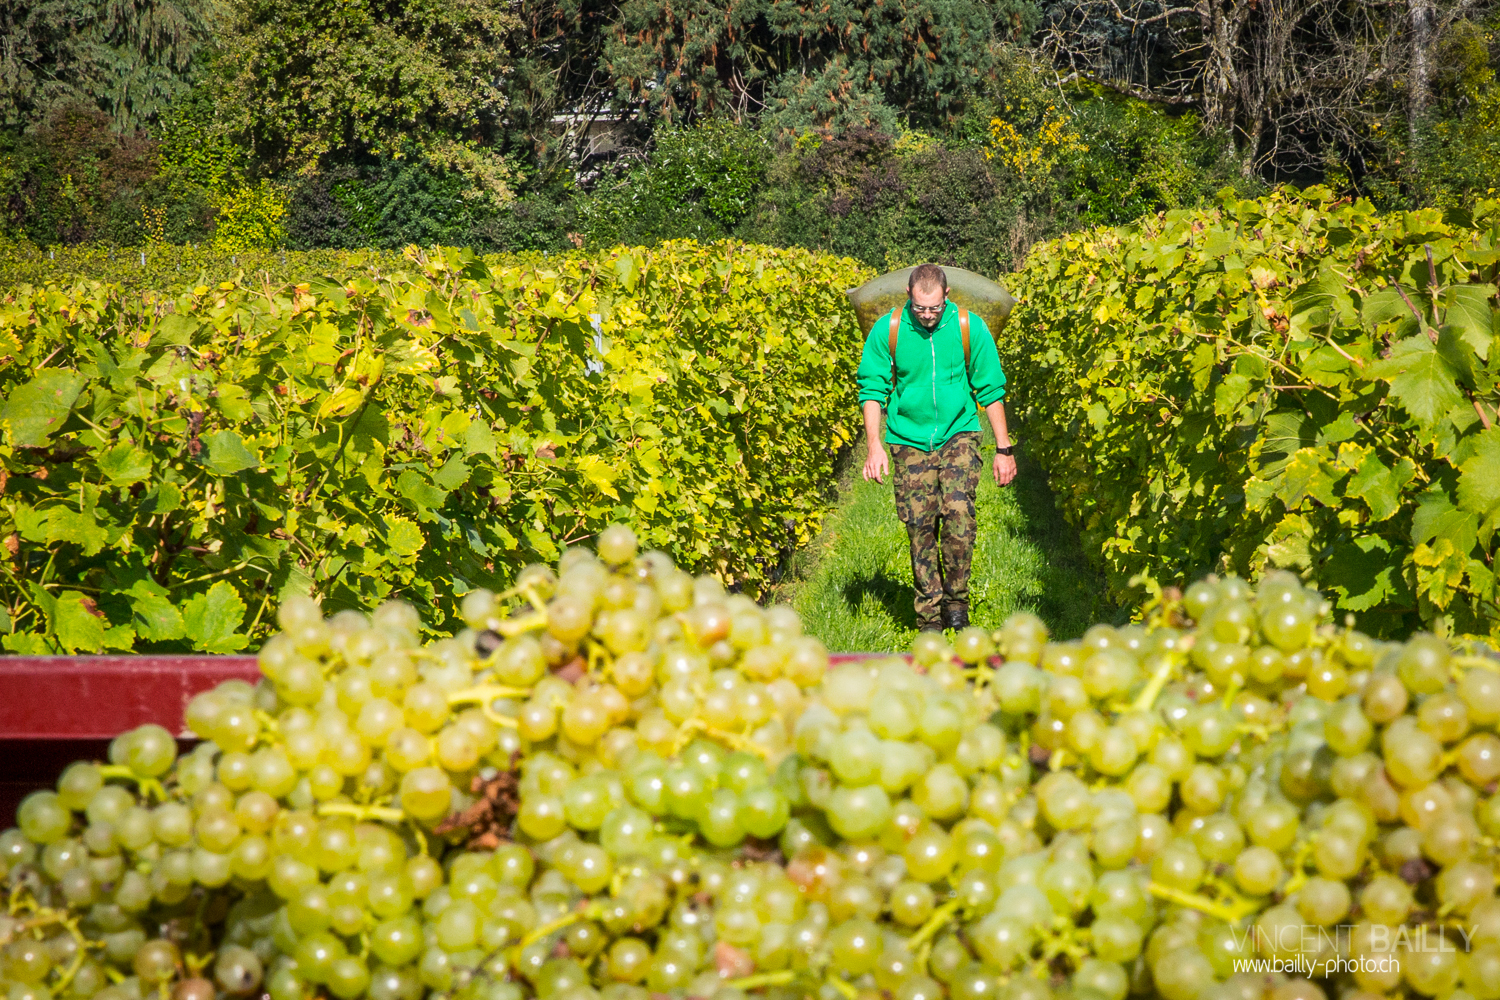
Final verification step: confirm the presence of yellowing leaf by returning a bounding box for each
[575,455,619,499]
[386,517,424,558]
[319,386,365,418]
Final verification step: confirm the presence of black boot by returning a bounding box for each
[943,604,969,631]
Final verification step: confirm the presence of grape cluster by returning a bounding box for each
[2,527,1499,1000]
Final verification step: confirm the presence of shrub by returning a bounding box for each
[283,156,506,250]
[0,104,160,245]
[210,181,287,251]
[1005,188,1500,637]
[582,121,770,247]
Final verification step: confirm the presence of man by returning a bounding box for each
[856,263,1017,632]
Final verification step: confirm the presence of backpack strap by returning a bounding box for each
[959,306,982,416]
[959,307,971,370]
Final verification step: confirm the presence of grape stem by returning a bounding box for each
[96,765,167,802]
[492,583,548,615]
[1278,836,1319,898]
[514,902,603,954]
[449,685,536,704]
[824,975,858,1000]
[1037,916,1091,963]
[447,686,529,729]
[24,908,91,993]
[671,718,769,759]
[1130,646,1187,713]
[584,639,607,677]
[8,883,37,916]
[497,611,547,637]
[905,898,962,953]
[317,802,406,823]
[1453,654,1500,676]
[726,971,797,990]
[1145,880,1259,923]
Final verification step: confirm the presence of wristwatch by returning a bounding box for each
[996,445,1015,456]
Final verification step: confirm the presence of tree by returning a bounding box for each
[1034,0,1496,178]
[500,0,623,179]
[217,0,522,201]
[599,0,1040,130]
[0,0,214,132]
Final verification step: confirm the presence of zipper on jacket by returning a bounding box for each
[929,334,937,451]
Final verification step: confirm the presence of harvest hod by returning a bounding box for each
[2,523,1499,1000]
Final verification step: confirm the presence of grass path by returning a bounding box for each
[769,422,1119,652]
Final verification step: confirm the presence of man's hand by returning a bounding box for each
[994,452,1018,486]
[865,444,890,484]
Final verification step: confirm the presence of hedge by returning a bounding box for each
[1004,187,1500,638]
[0,241,871,653]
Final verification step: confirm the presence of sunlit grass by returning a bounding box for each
[771,422,1118,653]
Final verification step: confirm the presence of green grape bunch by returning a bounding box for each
[2,525,1500,1000]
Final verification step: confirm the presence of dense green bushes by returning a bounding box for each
[1003,189,1500,638]
[2,63,1250,272]
[568,99,1246,272]
[0,242,870,653]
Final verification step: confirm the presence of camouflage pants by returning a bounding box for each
[891,432,981,631]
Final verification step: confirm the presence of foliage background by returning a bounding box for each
[0,243,869,653]
[13,0,1500,265]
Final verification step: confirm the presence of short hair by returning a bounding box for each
[908,263,947,295]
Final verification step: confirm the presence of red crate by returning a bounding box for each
[0,655,260,826]
[0,652,888,825]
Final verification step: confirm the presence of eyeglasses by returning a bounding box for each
[910,303,946,316]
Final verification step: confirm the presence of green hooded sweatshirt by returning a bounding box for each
[856,301,1007,451]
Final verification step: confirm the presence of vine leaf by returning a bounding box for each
[1412,490,1479,559]
[1441,284,1497,361]
[1338,445,1415,523]
[53,591,108,653]
[1319,536,1402,612]
[205,430,259,475]
[1360,285,1415,327]
[3,371,85,447]
[386,518,425,558]
[126,579,186,642]
[182,581,249,653]
[97,442,154,486]
[1366,335,1463,427]
[575,455,620,499]
[1275,449,1342,509]
[1457,428,1500,546]
[396,470,448,520]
